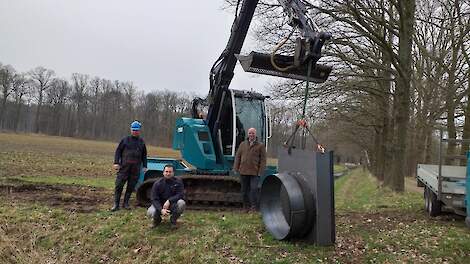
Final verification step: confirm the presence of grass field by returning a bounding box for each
[1,133,469,263]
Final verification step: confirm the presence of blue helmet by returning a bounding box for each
[130,120,142,131]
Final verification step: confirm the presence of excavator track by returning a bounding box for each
[136,174,243,210]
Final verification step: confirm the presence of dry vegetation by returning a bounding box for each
[1,133,469,263]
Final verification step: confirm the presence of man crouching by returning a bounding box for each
[147,164,186,229]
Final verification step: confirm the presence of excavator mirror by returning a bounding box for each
[236,51,332,82]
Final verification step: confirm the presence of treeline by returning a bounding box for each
[0,63,309,158]
[0,64,192,147]
[237,0,470,191]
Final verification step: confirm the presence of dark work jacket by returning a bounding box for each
[114,136,148,168]
[150,177,185,211]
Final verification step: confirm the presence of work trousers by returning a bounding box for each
[240,175,260,209]
[147,199,186,224]
[114,163,140,205]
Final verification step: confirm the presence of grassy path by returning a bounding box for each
[335,169,423,212]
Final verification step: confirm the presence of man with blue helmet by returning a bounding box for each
[111,120,148,211]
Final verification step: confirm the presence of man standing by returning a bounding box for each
[234,127,267,211]
[147,164,186,229]
[112,120,148,211]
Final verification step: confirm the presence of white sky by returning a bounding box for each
[0,0,276,96]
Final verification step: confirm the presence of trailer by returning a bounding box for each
[416,132,470,228]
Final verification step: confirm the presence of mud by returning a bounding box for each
[0,182,111,213]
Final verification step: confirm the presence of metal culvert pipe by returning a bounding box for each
[260,172,315,240]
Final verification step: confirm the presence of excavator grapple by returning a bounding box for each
[237,52,331,82]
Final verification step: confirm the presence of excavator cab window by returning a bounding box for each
[234,95,266,149]
[219,94,234,155]
[218,90,267,156]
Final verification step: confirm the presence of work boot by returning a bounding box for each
[110,202,120,212]
[170,215,179,229]
[122,192,132,210]
[170,213,180,229]
[170,222,178,230]
[110,191,121,212]
[152,215,162,229]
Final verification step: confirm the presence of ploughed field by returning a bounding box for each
[0,133,469,263]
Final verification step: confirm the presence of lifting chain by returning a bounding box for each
[283,60,324,154]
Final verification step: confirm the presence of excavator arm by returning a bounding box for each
[204,0,331,165]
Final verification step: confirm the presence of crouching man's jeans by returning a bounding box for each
[147,199,186,224]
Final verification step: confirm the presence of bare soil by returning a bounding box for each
[0,180,111,213]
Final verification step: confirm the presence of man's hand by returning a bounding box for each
[143,167,148,173]
[163,200,170,210]
[113,164,120,170]
[161,208,170,216]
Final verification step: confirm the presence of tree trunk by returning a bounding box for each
[34,91,43,134]
[461,86,470,165]
[424,125,434,163]
[0,96,7,128]
[375,94,391,182]
[407,117,417,178]
[387,0,416,192]
[14,98,23,132]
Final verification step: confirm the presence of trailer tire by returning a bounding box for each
[424,187,429,212]
[427,188,441,217]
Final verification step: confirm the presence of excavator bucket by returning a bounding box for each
[236,51,332,82]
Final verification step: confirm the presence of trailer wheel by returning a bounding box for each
[427,188,441,217]
[424,187,429,212]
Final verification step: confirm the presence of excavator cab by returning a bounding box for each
[219,89,269,156]
[190,89,270,161]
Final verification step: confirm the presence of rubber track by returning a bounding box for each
[136,174,244,210]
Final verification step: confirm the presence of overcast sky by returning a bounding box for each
[0,0,276,96]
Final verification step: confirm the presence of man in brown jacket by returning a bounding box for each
[234,127,267,211]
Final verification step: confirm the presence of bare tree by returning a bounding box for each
[11,73,30,132]
[89,77,102,138]
[235,0,418,191]
[47,78,70,135]
[122,81,137,122]
[29,66,55,133]
[71,73,89,136]
[0,60,199,148]
[0,64,15,128]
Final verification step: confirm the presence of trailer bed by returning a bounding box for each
[417,164,467,195]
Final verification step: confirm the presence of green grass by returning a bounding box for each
[334,164,347,173]
[335,169,422,212]
[1,132,470,263]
